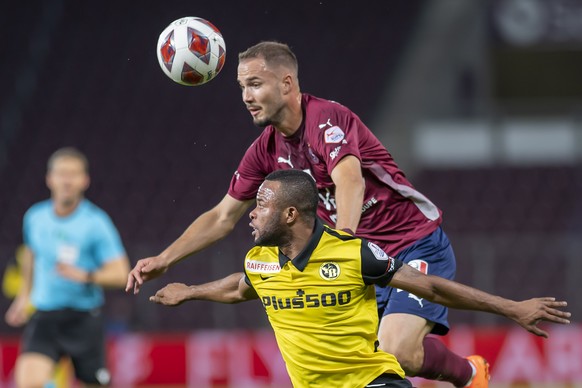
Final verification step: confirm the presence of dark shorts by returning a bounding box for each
[366,373,414,387]
[21,308,110,385]
[376,227,456,335]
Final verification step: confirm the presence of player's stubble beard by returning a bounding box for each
[252,99,286,129]
[254,210,291,248]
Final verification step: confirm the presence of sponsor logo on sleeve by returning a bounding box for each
[329,146,342,160]
[324,126,345,143]
[368,242,389,261]
[368,242,396,272]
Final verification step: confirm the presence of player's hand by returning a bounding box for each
[5,297,30,327]
[511,297,570,338]
[125,256,169,295]
[149,283,191,306]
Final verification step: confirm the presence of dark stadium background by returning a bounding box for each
[1,0,581,384]
[0,0,427,333]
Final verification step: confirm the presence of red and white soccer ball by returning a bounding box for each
[156,17,226,86]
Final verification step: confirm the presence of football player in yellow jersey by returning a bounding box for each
[150,170,570,388]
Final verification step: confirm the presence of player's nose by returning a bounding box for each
[242,88,254,103]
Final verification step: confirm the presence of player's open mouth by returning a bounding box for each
[249,223,258,237]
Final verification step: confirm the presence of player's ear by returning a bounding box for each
[281,74,293,95]
[83,175,91,191]
[285,206,299,224]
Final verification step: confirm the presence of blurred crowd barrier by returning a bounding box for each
[0,324,580,387]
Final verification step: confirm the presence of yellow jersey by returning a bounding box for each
[244,220,405,388]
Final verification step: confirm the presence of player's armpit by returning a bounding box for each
[239,275,258,301]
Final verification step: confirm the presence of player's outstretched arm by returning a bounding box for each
[149,272,257,306]
[389,265,571,338]
[126,194,253,294]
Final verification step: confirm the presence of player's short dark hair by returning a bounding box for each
[265,170,318,221]
[47,147,89,173]
[238,41,298,76]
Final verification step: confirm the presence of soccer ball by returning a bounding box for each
[156,17,226,86]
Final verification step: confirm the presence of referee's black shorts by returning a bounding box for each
[21,308,110,385]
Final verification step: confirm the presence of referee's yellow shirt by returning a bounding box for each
[244,220,405,388]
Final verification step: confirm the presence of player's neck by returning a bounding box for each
[274,93,303,137]
[279,225,313,260]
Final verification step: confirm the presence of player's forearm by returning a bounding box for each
[158,197,252,267]
[160,209,236,266]
[333,179,364,232]
[186,273,248,304]
[331,156,365,232]
[423,275,516,317]
[334,193,363,231]
[391,265,515,318]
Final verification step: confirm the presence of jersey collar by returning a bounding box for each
[278,218,325,271]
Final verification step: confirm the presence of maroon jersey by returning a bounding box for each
[228,94,442,255]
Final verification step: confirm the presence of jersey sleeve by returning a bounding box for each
[228,139,270,201]
[360,239,403,286]
[243,261,255,289]
[318,107,364,175]
[93,212,126,264]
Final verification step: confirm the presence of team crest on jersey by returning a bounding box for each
[319,262,340,280]
[324,126,345,143]
[307,147,320,164]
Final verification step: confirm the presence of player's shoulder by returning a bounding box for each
[303,93,351,118]
[245,245,278,260]
[322,225,361,244]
